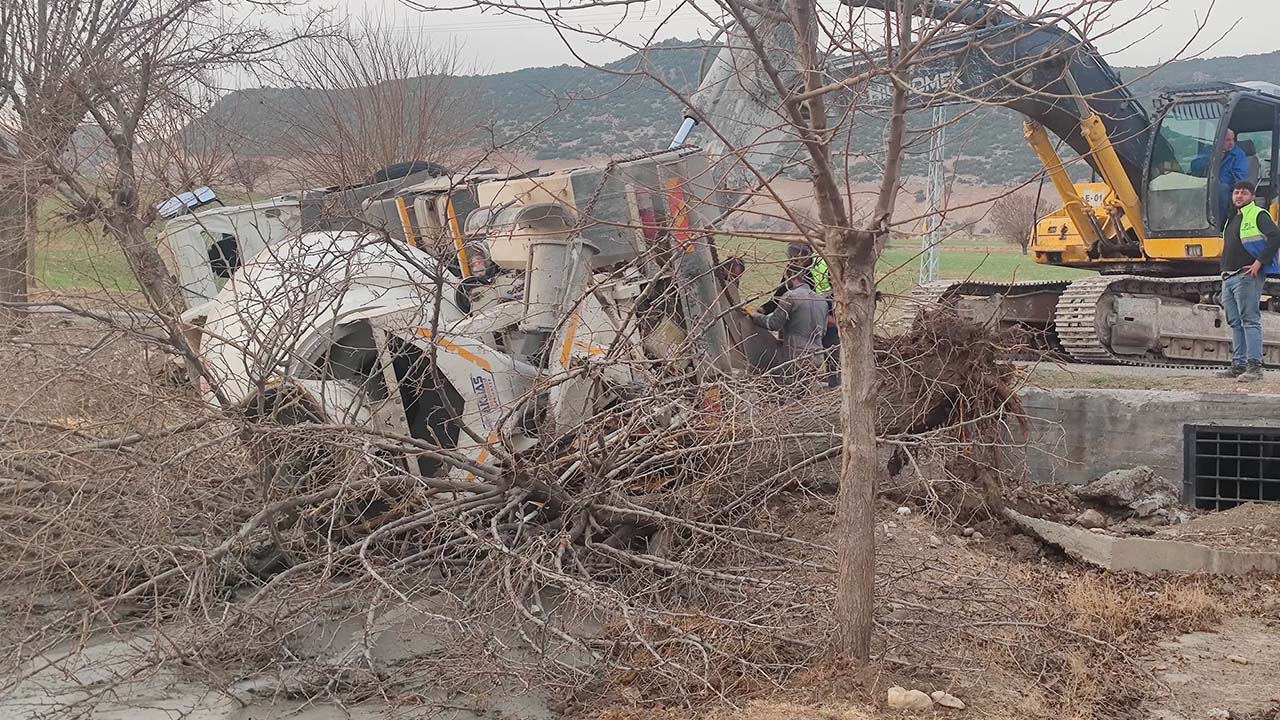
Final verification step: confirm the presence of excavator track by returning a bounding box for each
[1053,274,1280,369]
[1053,275,1126,365]
[913,274,1280,369]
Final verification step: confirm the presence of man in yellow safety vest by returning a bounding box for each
[1215,181,1280,382]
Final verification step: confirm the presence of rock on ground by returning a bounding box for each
[930,690,966,709]
[1075,509,1108,529]
[1075,465,1180,517]
[887,686,933,711]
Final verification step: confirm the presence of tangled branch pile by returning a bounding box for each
[0,309,1051,712]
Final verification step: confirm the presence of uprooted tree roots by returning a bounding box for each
[1,310,1139,713]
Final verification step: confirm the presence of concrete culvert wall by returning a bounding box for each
[1012,388,1280,502]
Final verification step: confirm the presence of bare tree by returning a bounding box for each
[0,0,298,384]
[396,0,1182,663]
[990,190,1051,254]
[0,0,139,322]
[278,19,475,186]
[227,153,272,195]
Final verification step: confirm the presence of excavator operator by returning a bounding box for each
[1191,129,1250,226]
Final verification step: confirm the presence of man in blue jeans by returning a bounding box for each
[1215,181,1280,382]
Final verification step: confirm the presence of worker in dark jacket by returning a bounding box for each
[749,273,828,386]
[1215,181,1280,382]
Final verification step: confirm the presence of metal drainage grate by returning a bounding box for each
[1183,425,1280,510]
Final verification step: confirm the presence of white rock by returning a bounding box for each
[930,690,966,709]
[962,527,975,537]
[896,506,912,516]
[1227,654,1249,665]
[971,531,985,542]
[1253,524,1268,536]
[928,534,944,548]
[887,686,933,711]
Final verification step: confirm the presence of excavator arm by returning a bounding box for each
[677,0,1154,250]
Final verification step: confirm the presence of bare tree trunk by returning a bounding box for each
[0,181,30,325]
[825,1,911,659]
[107,211,183,317]
[25,196,37,282]
[830,243,878,660]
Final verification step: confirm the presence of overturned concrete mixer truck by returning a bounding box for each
[158,149,780,480]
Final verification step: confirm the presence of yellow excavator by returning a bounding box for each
[865,0,1280,367]
[682,0,1280,367]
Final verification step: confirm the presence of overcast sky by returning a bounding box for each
[331,0,1266,76]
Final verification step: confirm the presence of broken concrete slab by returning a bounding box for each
[1075,465,1181,517]
[1005,509,1280,575]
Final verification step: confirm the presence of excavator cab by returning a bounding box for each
[1145,82,1280,243]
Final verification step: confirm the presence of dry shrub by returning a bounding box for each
[1064,578,1143,642]
[1161,585,1225,630]
[1146,580,1225,633]
[1058,651,1104,720]
[1062,576,1223,643]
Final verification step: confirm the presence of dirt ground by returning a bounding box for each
[2,318,1280,720]
[1023,361,1280,394]
[1145,616,1280,720]
[1157,503,1280,551]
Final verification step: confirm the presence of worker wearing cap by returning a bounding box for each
[748,272,828,386]
[1215,180,1280,383]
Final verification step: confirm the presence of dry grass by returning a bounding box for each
[1064,578,1144,642]
[1159,584,1226,632]
[1062,575,1226,644]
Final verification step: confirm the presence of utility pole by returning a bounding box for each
[920,105,945,284]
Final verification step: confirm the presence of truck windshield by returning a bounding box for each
[1147,100,1223,233]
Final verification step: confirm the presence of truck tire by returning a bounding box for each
[367,161,450,185]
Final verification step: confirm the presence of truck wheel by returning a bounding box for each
[367,161,450,185]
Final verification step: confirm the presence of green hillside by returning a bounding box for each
[186,40,1280,185]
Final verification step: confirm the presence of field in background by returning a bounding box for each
[33,191,264,294]
[719,234,1090,302]
[29,215,1089,301]
[36,222,138,291]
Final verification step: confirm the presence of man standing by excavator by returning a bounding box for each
[1215,181,1280,383]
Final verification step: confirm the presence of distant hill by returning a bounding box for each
[186,39,1280,186]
